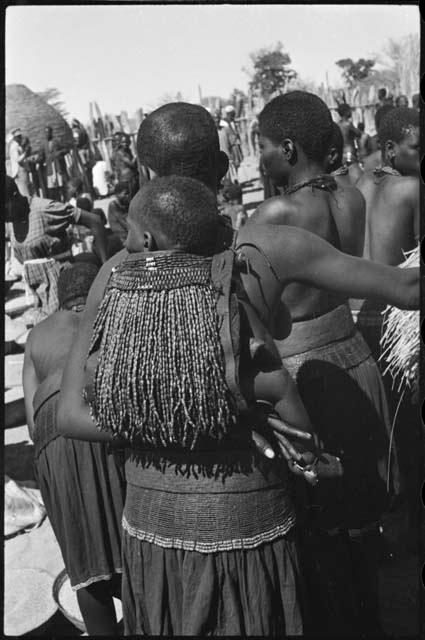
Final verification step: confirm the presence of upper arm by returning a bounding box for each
[22,338,38,437]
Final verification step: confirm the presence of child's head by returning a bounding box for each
[58,262,99,310]
[126,175,219,256]
[136,102,228,192]
[337,103,352,119]
[378,107,419,176]
[114,182,131,208]
[259,91,334,184]
[223,182,243,205]
[358,122,365,133]
[76,194,94,212]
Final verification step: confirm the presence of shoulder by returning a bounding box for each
[335,182,365,209]
[384,175,418,200]
[27,311,66,346]
[356,170,375,189]
[89,248,128,307]
[250,195,293,225]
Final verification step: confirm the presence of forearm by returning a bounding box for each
[57,393,112,442]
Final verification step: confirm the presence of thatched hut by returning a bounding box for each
[6,84,73,155]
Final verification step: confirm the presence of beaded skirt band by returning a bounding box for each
[123,451,295,553]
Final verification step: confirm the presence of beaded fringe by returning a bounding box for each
[87,254,237,450]
[121,514,296,553]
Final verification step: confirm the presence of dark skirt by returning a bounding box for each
[35,403,126,589]
[121,527,303,636]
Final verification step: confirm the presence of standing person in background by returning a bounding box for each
[395,95,409,108]
[357,122,372,161]
[223,105,244,181]
[23,262,125,636]
[107,182,131,248]
[5,176,108,321]
[249,115,260,156]
[111,133,138,197]
[411,93,420,110]
[337,103,362,167]
[219,182,247,230]
[362,104,394,171]
[39,126,70,202]
[9,128,33,197]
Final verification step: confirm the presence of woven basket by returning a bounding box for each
[6,84,73,155]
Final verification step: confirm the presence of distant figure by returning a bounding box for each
[377,87,387,109]
[223,105,244,180]
[357,122,372,160]
[249,115,260,155]
[362,104,395,171]
[5,176,108,320]
[111,133,138,197]
[39,126,69,201]
[107,181,131,247]
[395,95,409,108]
[219,182,247,230]
[9,128,33,197]
[337,103,361,164]
[411,93,420,110]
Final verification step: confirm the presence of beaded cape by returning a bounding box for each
[86,249,245,451]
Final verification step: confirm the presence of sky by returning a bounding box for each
[5,3,420,122]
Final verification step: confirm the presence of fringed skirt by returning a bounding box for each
[34,392,126,590]
[121,527,304,636]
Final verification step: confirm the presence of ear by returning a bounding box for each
[384,140,396,160]
[217,150,229,181]
[282,138,297,165]
[328,147,339,168]
[143,230,156,251]
[139,164,157,184]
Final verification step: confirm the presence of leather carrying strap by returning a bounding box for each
[211,231,248,414]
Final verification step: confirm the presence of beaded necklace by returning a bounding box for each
[284,174,338,196]
[373,165,402,178]
[331,165,349,177]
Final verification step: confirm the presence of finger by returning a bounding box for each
[267,416,313,440]
[275,433,303,461]
[251,430,275,459]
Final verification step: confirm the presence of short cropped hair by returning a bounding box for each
[378,107,419,148]
[136,103,220,186]
[58,262,99,310]
[337,103,352,118]
[259,91,334,162]
[132,175,219,256]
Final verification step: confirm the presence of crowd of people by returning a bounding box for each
[4,87,420,636]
